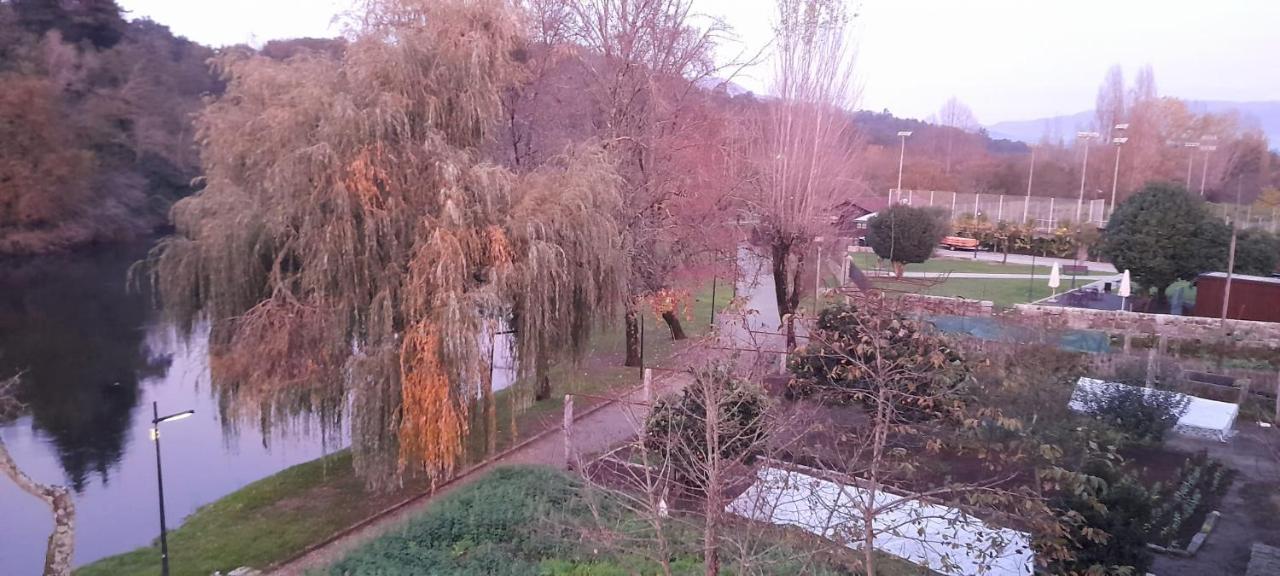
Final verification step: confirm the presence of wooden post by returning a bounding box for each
[563,394,574,470]
[1158,334,1168,356]
[643,368,653,405]
[1122,332,1132,354]
[1237,378,1252,406]
[1274,369,1280,423]
[1145,346,1157,388]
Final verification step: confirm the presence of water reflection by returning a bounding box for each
[0,243,341,573]
[0,243,158,490]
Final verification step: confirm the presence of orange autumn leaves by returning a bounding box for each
[399,327,467,482]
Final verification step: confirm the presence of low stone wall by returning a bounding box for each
[1013,304,1280,348]
[900,293,994,316]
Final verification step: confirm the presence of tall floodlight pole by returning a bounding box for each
[896,131,912,203]
[1184,141,1200,189]
[1108,123,1129,220]
[1199,135,1218,196]
[152,402,195,576]
[1075,132,1099,223]
[1023,146,1036,223]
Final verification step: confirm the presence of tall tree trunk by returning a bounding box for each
[702,380,721,576]
[534,354,552,402]
[0,435,75,576]
[485,366,496,456]
[770,241,805,350]
[661,311,687,340]
[624,307,642,367]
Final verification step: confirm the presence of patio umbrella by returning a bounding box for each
[1118,269,1131,311]
[1048,262,1061,299]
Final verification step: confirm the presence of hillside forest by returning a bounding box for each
[2,0,1279,258]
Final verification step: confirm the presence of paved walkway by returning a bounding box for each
[867,271,1118,280]
[269,370,692,575]
[947,250,1118,273]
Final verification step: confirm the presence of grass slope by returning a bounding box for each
[76,452,422,576]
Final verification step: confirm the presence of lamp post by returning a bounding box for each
[1075,132,1100,223]
[1199,135,1218,196]
[895,131,912,203]
[152,402,194,576]
[1108,123,1129,219]
[1183,141,1200,189]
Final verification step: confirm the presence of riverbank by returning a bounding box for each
[76,281,732,575]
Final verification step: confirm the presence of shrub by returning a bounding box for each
[789,302,972,418]
[1146,451,1232,547]
[866,204,949,276]
[1075,383,1189,443]
[330,466,583,575]
[644,363,769,488]
[1046,458,1155,575]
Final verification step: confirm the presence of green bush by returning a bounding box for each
[330,466,583,575]
[789,302,972,418]
[644,363,769,488]
[1075,383,1189,444]
[1046,458,1155,575]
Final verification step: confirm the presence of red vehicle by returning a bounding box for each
[940,236,980,251]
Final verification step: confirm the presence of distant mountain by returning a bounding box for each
[987,101,1280,148]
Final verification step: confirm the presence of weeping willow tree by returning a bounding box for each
[141,0,625,488]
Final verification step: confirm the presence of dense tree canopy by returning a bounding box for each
[1233,228,1280,277]
[865,204,949,277]
[0,0,217,255]
[1099,183,1229,301]
[144,0,626,488]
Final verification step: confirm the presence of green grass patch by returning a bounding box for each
[76,452,425,576]
[329,465,929,575]
[875,278,1064,309]
[850,252,1048,276]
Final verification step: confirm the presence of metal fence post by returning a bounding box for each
[563,394,574,469]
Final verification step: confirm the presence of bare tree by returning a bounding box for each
[552,0,744,360]
[745,0,862,350]
[1094,65,1126,139]
[0,375,75,576]
[938,96,977,175]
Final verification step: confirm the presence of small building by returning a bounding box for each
[1190,272,1280,323]
[834,197,891,238]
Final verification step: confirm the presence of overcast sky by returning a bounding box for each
[117,0,1280,125]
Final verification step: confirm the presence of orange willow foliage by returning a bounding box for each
[142,0,625,488]
[399,328,466,483]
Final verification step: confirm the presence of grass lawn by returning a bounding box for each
[874,277,1062,309]
[76,452,425,576]
[849,252,1049,276]
[81,281,733,575]
[329,465,931,575]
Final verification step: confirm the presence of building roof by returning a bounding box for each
[1198,272,1280,286]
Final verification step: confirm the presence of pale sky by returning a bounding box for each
[117,0,1280,125]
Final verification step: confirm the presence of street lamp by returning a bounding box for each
[895,131,912,203]
[1108,123,1129,219]
[1075,131,1100,223]
[1183,141,1200,189]
[152,402,194,576]
[1198,135,1218,196]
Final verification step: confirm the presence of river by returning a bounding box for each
[0,242,341,574]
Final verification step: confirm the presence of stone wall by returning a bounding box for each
[900,293,994,316]
[1012,304,1280,348]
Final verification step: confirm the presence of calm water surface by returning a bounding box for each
[0,243,342,574]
